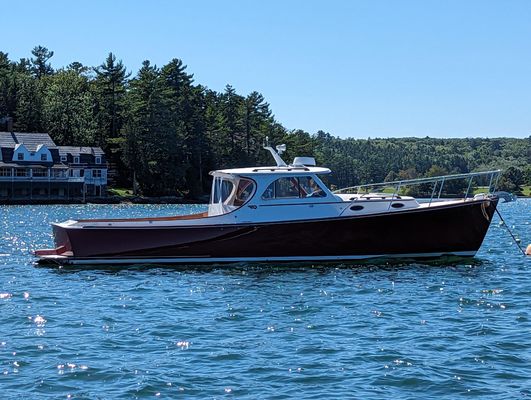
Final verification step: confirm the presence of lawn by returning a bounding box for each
[107,188,134,197]
[473,185,530,196]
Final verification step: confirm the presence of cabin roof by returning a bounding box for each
[212,166,331,176]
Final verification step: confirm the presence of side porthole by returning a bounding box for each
[391,203,404,208]
[350,205,364,211]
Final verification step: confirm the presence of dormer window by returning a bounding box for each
[74,156,80,164]
[60,155,67,162]
[95,156,101,164]
[17,153,24,161]
[41,154,47,161]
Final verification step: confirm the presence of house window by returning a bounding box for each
[95,156,101,164]
[0,168,11,177]
[74,156,80,164]
[52,169,66,178]
[262,176,326,200]
[92,169,102,178]
[32,168,48,177]
[41,154,47,161]
[15,168,28,177]
[60,155,67,162]
[69,169,83,177]
[17,153,24,161]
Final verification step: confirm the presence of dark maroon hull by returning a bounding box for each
[48,198,498,263]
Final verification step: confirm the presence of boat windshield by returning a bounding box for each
[209,175,256,216]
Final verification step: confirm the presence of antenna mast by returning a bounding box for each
[263,136,287,167]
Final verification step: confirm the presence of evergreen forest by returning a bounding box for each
[1,47,529,196]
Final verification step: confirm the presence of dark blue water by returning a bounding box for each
[0,201,530,399]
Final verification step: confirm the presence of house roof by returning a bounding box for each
[0,132,105,162]
[57,146,105,156]
[0,132,57,150]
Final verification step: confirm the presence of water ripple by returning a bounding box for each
[0,201,529,398]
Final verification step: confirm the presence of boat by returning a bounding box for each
[35,140,502,265]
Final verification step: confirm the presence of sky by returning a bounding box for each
[2,0,531,138]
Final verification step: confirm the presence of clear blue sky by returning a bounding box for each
[2,0,531,138]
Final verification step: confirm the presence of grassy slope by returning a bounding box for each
[107,188,134,197]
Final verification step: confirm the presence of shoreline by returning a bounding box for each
[0,195,209,206]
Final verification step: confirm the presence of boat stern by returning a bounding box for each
[34,221,75,262]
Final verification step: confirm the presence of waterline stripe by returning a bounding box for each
[38,251,477,265]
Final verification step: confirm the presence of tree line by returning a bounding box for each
[1,46,529,196]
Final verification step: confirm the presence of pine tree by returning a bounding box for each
[123,60,176,195]
[0,52,13,117]
[14,73,44,132]
[30,46,54,79]
[161,58,203,195]
[93,53,130,147]
[67,61,90,76]
[221,85,244,164]
[242,91,272,160]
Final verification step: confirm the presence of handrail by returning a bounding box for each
[333,170,502,194]
[334,170,502,213]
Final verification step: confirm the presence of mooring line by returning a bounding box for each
[495,208,526,256]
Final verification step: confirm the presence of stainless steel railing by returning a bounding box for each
[333,170,502,209]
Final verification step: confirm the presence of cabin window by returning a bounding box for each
[41,154,47,161]
[60,155,67,162]
[262,176,326,200]
[233,179,254,206]
[273,177,300,199]
[92,169,102,178]
[299,176,326,197]
[74,156,80,164]
[211,178,234,204]
[209,176,256,216]
[17,153,24,161]
[95,156,101,164]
